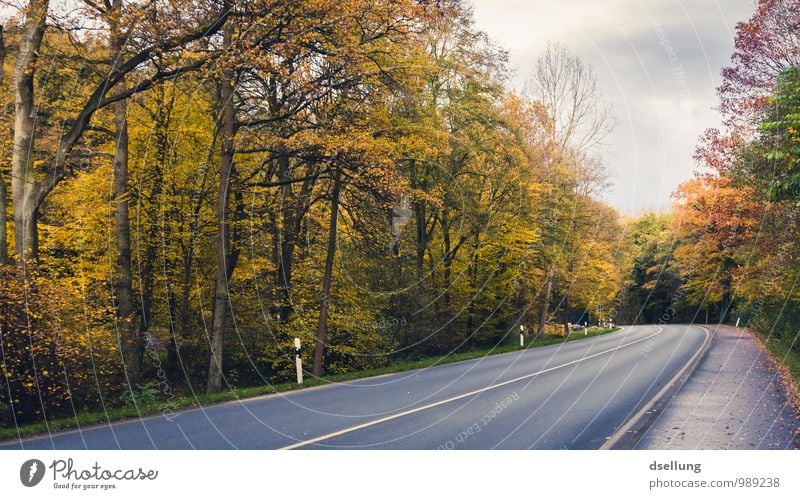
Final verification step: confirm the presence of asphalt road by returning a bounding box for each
[0,324,709,450]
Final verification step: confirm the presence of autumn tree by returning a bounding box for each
[696,0,800,175]
[617,213,682,324]
[0,25,7,264]
[523,42,614,334]
[671,176,761,323]
[9,0,229,265]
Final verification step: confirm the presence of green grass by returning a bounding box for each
[0,326,620,441]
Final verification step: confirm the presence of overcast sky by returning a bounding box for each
[469,0,755,214]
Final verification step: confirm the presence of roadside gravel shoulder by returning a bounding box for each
[636,325,800,450]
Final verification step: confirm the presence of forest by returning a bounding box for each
[0,0,799,429]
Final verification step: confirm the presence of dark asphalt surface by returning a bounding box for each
[636,325,800,449]
[0,324,708,450]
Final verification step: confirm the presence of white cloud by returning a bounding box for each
[469,0,756,213]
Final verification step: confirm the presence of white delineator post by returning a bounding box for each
[736,317,741,327]
[294,337,303,384]
[520,325,525,348]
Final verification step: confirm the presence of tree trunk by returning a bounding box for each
[313,171,342,377]
[466,233,480,344]
[720,287,731,323]
[139,86,173,372]
[110,12,142,384]
[538,262,555,335]
[441,216,453,335]
[138,184,161,341]
[0,26,7,265]
[720,256,734,323]
[11,0,49,265]
[411,160,428,281]
[171,125,214,378]
[207,22,236,393]
[276,153,295,319]
[171,249,193,376]
[415,202,428,280]
[275,161,316,322]
[112,88,142,382]
[0,172,6,265]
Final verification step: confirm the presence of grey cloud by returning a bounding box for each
[471,0,754,213]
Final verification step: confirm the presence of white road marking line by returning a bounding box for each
[599,325,712,450]
[280,327,663,449]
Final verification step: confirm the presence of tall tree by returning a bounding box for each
[11,0,49,265]
[524,42,613,333]
[107,0,141,383]
[207,3,237,394]
[10,0,229,264]
[312,170,341,376]
[0,25,7,265]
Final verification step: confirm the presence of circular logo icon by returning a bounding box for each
[20,459,45,487]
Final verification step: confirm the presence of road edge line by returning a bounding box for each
[599,325,714,450]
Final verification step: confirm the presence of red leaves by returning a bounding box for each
[694,128,745,176]
[697,0,800,175]
[718,0,800,128]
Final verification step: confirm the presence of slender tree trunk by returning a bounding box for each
[11,0,49,265]
[139,185,161,339]
[720,256,733,323]
[171,128,214,377]
[112,87,142,382]
[171,250,193,375]
[466,234,480,344]
[410,160,429,281]
[538,262,555,335]
[140,86,172,369]
[0,173,6,265]
[110,11,142,384]
[441,217,453,335]
[276,153,295,319]
[313,171,341,377]
[0,26,7,265]
[415,202,427,280]
[275,163,316,322]
[720,282,731,323]
[207,21,236,393]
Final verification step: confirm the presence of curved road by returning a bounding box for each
[0,324,709,450]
